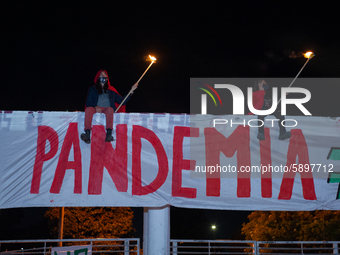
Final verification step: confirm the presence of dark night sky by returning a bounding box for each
[1,1,340,241]
[2,1,340,114]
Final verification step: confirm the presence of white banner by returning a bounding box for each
[0,111,340,210]
[52,245,92,255]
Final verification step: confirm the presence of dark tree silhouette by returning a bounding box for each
[242,211,340,241]
[45,207,134,238]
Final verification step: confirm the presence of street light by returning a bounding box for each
[211,225,217,252]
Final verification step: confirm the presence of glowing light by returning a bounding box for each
[303,51,315,59]
[115,53,157,113]
[149,55,157,62]
[211,225,216,230]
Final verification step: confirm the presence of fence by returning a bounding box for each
[2,239,340,255]
[170,240,340,255]
[0,238,139,255]
[257,241,339,255]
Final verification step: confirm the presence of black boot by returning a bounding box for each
[105,129,115,142]
[278,125,291,140]
[257,131,265,140]
[257,126,265,140]
[278,131,291,140]
[81,129,91,144]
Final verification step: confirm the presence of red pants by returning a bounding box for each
[84,106,114,130]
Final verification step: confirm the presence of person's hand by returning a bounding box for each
[258,83,264,90]
[131,83,138,92]
[95,106,102,113]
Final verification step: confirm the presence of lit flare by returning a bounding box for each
[303,51,315,59]
[149,55,157,62]
[115,54,157,113]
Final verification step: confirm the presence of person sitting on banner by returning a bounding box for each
[81,69,138,144]
[249,79,291,141]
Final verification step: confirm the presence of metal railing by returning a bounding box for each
[170,240,256,255]
[0,238,139,255]
[2,239,340,255]
[257,241,340,255]
[170,240,340,255]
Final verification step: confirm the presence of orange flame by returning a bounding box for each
[149,55,157,62]
[303,51,315,59]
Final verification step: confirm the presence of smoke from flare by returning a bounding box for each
[288,51,304,59]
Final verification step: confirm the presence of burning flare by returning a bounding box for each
[148,55,157,62]
[115,54,157,113]
[303,51,315,59]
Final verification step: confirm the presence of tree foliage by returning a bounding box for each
[45,207,134,239]
[241,211,340,241]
